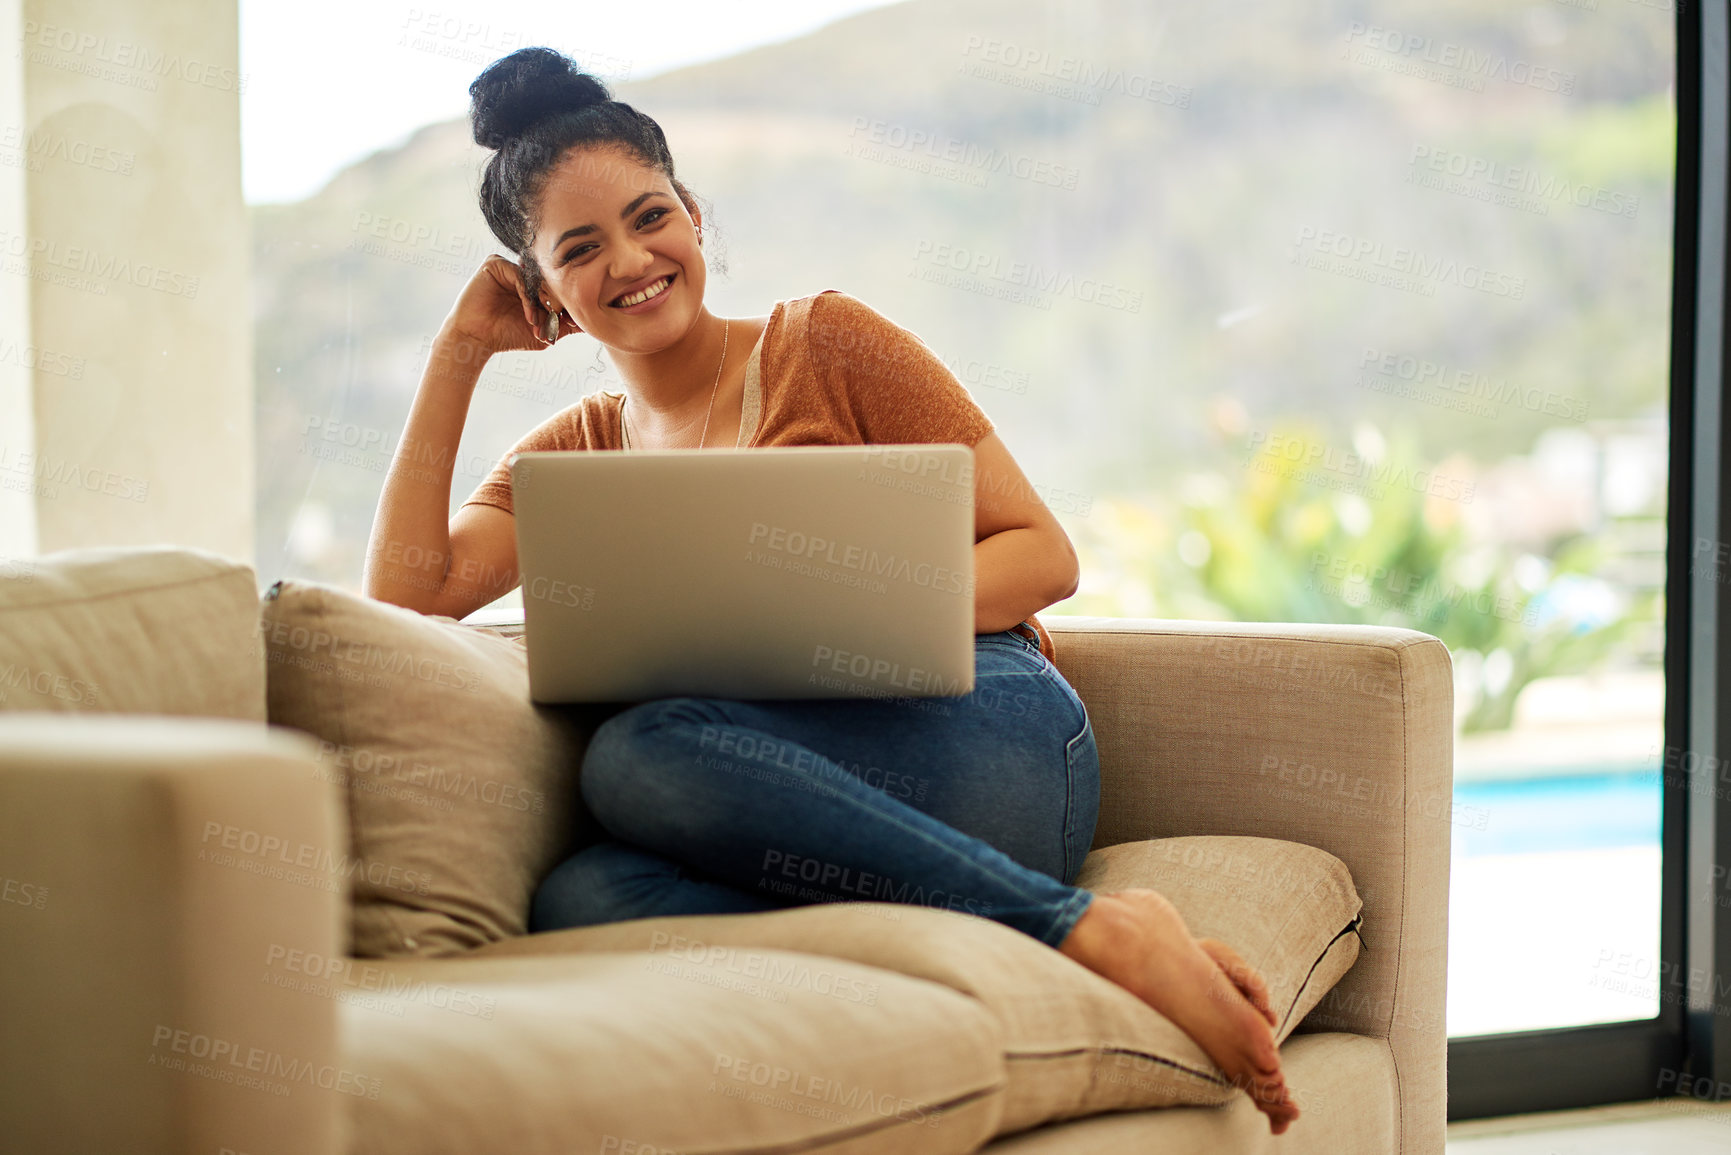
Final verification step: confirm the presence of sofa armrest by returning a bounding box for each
[0,716,348,1155]
[1047,616,1452,1155]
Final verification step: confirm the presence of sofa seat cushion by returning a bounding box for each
[978,1033,1397,1154]
[333,950,1006,1155]
[0,545,265,719]
[466,835,1361,1137]
[261,579,621,957]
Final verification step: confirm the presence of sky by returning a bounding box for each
[238,0,906,205]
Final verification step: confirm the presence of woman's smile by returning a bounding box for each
[609,272,676,312]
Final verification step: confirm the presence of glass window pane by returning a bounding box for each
[249,0,1677,1038]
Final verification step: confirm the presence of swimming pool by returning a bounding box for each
[1452,770,1662,858]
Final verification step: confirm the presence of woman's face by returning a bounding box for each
[532,145,705,353]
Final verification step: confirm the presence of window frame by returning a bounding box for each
[1446,2,1721,1119]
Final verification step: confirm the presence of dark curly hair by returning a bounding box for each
[469,46,706,309]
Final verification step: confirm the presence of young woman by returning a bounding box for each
[362,46,1297,1133]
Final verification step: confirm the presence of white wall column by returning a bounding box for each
[0,0,251,562]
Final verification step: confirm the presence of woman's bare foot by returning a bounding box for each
[1198,938,1278,1029]
[1058,889,1300,1134]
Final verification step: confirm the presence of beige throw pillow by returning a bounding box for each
[472,834,1364,1135]
[1073,836,1365,1042]
[260,579,618,957]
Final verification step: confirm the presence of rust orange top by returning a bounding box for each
[461,288,1057,665]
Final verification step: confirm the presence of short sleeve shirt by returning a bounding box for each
[460,288,1056,662]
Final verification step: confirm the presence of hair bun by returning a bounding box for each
[469,46,611,150]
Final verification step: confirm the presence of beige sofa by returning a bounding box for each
[0,546,1451,1154]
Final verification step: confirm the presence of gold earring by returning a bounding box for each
[543,304,560,344]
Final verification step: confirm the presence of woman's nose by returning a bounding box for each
[610,238,655,280]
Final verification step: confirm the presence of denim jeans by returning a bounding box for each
[530,624,1102,949]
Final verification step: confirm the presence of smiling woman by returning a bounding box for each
[357,44,1299,1132]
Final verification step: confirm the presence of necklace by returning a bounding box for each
[622,318,730,450]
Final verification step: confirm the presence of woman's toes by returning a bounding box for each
[1264,1095,1301,1135]
[1198,938,1277,1028]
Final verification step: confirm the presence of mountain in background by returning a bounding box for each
[252,0,1675,591]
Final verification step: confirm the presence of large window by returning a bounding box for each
[246,0,1679,1095]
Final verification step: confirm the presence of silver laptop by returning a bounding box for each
[509,444,977,704]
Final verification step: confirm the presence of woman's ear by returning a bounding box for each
[673,179,703,241]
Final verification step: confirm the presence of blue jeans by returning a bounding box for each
[530,625,1102,948]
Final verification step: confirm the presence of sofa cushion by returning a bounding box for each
[260,579,618,957]
[467,834,1361,1137]
[0,545,265,719]
[334,950,1006,1155]
[1072,836,1363,1040]
[978,1033,1396,1154]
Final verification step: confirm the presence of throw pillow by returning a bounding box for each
[259,579,618,956]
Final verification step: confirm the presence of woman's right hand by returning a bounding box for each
[442,253,581,355]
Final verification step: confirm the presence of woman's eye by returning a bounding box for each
[558,209,666,265]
